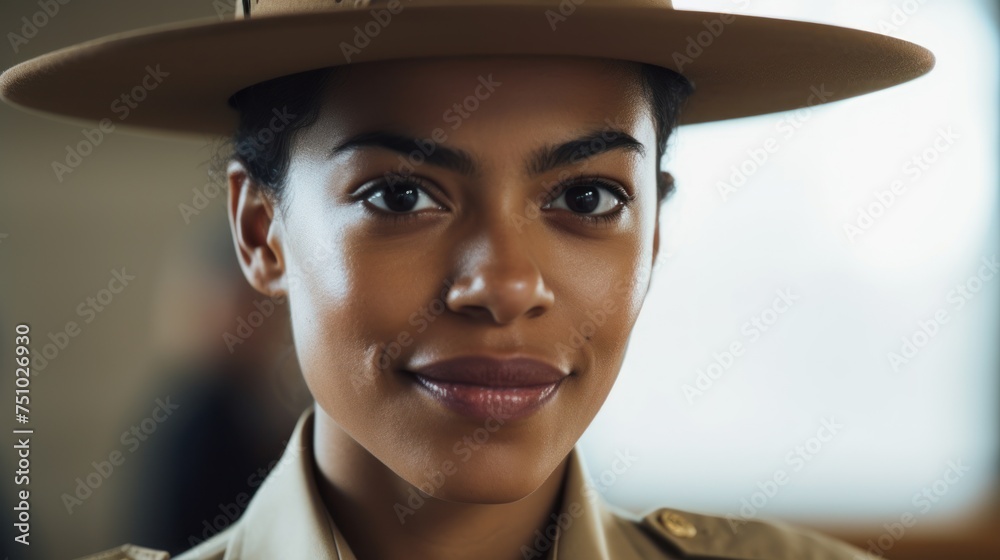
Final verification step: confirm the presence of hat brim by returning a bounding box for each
[0,4,934,138]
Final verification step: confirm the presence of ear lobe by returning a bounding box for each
[227,160,286,297]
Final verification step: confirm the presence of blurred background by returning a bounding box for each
[0,0,996,559]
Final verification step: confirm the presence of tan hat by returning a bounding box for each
[0,0,934,137]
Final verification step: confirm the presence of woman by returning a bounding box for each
[1,1,934,559]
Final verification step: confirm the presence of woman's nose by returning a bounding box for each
[445,219,555,325]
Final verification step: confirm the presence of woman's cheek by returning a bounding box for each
[281,224,361,394]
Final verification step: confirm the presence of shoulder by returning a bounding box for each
[614,505,866,560]
[71,525,239,560]
[171,523,240,560]
[70,544,172,560]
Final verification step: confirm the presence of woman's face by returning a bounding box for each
[251,55,660,502]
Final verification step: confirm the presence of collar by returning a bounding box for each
[223,406,650,560]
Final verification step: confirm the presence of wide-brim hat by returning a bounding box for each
[0,0,934,138]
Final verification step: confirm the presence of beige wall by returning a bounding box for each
[1,2,242,558]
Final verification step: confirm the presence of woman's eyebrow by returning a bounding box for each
[527,128,646,176]
[330,130,477,175]
[328,127,645,177]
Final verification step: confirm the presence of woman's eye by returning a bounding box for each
[364,181,441,213]
[544,182,624,215]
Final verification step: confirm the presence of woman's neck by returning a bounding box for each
[311,406,570,560]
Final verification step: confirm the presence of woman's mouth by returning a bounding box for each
[404,355,568,421]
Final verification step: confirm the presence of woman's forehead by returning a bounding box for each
[303,55,653,156]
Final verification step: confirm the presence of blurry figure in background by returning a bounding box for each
[125,211,311,555]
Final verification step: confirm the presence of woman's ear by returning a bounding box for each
[647,170,673,293]
[652,170,674,266]
[653,214,660,266]
[226,159,287,297]
[657,170,675,203]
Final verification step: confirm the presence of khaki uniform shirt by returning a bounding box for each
[80,407,867,560]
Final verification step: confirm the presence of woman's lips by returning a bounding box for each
[405,356,568,421]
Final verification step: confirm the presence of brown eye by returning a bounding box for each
[565,185,602,213]
[364,179,441,214]
[544,181,626,216]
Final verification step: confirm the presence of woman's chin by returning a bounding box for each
[414,475,549,505]
[394,446,564,505]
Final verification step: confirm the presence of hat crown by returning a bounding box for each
[235,0,673,19]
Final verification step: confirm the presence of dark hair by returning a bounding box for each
[214,61,692,206]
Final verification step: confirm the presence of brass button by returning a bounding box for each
[658,511,697,538]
